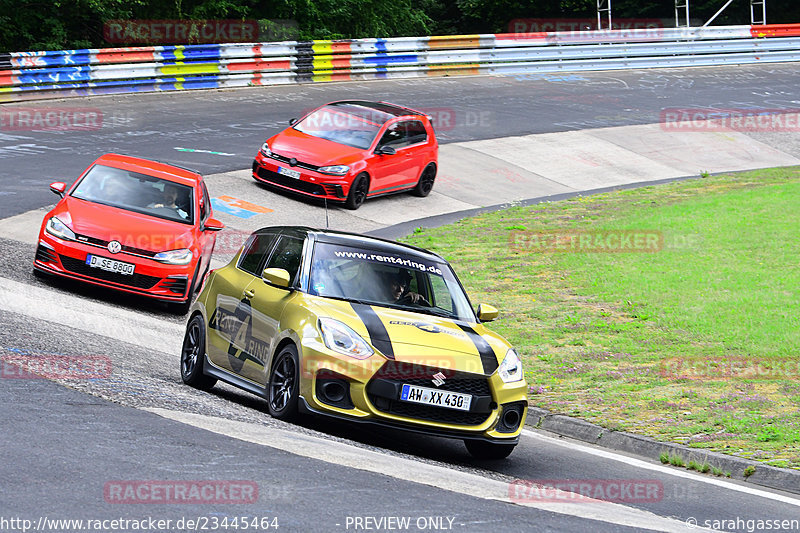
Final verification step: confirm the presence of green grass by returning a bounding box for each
[404,167,800,469]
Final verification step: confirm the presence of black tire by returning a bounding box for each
[180,314,217,390]
[345,173,369,210]
[267,344,300,420]
[411,163,437,197]
[464,439,516,460]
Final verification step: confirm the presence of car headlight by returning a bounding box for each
[498,348,523,383]
[45,216,75,241]
[317,165,350,176]
[259,142,272,157]
[318,317,373,359]
[153,248,193,265]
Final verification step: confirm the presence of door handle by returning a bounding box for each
[244,289,255,299]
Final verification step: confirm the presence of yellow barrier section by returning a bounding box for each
[428,35,482,50]
[160,63,221,76]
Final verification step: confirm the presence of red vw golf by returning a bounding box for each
[34,153,224,312]
[252,101,438,209]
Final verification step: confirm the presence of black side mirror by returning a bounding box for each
[376,146,396,156]
[289,118,298,126]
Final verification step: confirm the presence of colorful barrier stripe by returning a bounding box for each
[1,24,799,101]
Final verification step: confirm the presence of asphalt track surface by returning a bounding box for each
[3,63,800,217]
[2,64,800,531]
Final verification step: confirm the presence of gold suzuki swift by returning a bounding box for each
[180,226,528,459]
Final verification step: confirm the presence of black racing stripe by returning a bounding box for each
[456,323,498,375]
[295,42,314,55]
[350,303,394,359]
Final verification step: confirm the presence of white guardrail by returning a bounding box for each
[1,24,799,101]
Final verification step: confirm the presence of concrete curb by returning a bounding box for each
[525,407,800,496]
[365,173,705,241]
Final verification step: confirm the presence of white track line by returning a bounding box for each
[522,429,800,507]
[148,408,712,533]
[0,276,183,355]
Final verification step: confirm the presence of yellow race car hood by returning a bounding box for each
[307,296,509,376]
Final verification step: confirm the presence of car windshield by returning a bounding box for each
[70,164,194,224]
[308,242,476,322]
[293,104,390,149]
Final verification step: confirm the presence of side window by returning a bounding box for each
[199,181,211,222]
[265,236,305,285]
[377,122,409,149]
[428,275,454,314]
[238,233,278,276]
[406,120,427,145]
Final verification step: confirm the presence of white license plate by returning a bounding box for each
[86,254,135,276]
[278,166,300,179]
[400,384,472,411]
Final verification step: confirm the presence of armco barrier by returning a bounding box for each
[2,24,800,102]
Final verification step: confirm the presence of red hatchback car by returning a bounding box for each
[34,153,224,312]
[252,101,438,209]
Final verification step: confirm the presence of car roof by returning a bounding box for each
[94,153,203,187]
[255,226,446,263]
[325,101,426,123]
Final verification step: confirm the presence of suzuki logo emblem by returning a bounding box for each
[432,372,446,387]
[107,240,122,254]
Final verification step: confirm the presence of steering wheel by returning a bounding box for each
[397,293,431,307]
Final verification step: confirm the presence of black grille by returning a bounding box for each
[367,361,493,426]
[161,277,188,295]
[373,399,491,426]
[269,153,320,171]
[254,165,326,196]
[496,402,526,433]
[59,255,160,289]
[373,361,492,396]
[75,234,157,257]
[35,245,57,264]
[323,184,345,198]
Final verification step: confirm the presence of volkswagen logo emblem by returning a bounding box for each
[289,158,298,167]
[107,240,122,254]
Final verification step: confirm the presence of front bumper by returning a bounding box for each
[298,338,528,442]
[252,153,351,202]
[34,233,196,302]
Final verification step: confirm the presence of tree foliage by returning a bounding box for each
[1,0,799,52]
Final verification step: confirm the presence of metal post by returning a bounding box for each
[751,0,766,25]
[675,0,690,27]
[597,0,612,30]
[703,0,735,27]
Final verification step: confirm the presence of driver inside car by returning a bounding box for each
[388,269,429,305]
[149,182,189,220]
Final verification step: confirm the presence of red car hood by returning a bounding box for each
[54,196,195,252]
[269,128,366,167]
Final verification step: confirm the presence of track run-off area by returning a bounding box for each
[2,64,800,532]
